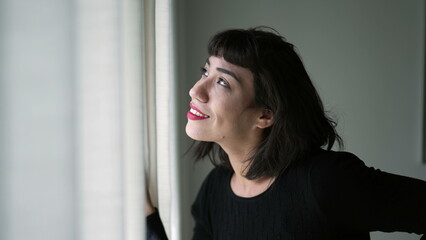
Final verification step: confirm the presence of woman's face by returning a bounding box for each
[186,56,265,147]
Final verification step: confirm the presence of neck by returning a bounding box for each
[219,141,256,178]
[216,130,276,197]
[220,143,275,198]
[230,170,275,198]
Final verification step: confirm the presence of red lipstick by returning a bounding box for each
[187,103,209,120]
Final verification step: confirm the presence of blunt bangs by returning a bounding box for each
[207,29,258,72]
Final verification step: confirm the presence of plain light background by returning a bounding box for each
[175,1,426,239]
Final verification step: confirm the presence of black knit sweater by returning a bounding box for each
[148,150,426,240]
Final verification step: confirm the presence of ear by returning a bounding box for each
[256,108,274,129]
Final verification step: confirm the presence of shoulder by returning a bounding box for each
[297,150,372,229]
[300,149,372,206]
[302,149,367,180]
[303,150,426,233]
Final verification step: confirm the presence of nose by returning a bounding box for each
[189,79,208,103]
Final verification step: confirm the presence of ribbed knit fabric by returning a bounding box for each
[191,150,426,240]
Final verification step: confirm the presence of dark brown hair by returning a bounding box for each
[191,27,342,180]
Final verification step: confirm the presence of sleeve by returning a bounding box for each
[191,169,216,240]
[146,209,168,240]
[310,151,426,237]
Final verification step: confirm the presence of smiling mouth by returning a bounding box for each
[187,103,210,120]
[189,108,209,118]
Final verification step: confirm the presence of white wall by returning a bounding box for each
[176,0,426,239]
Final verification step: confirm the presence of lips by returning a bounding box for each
[187,102,210,120]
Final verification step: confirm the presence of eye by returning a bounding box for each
[217,77,230,88]
[200,67,208,77]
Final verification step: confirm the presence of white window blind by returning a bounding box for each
[75,0,146,239]
[145,0,180,238]
[1,0,178,239]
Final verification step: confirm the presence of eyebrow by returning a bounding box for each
[206,58,240,82]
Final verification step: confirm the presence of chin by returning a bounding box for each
[185,130,205,141]
[185,124,201,140]
[185,123,210,141]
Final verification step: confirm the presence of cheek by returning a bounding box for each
[236,110,258,128]
[214,102,241,122]
[212,90,255,124]
[215,106,254,130]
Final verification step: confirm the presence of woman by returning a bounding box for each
[146,27,426,240]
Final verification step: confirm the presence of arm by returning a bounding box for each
[191,168,218,240]
[145,168,217,240]
[146,187,168,240]
[146,209,168,240]
[311,151,426,237]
